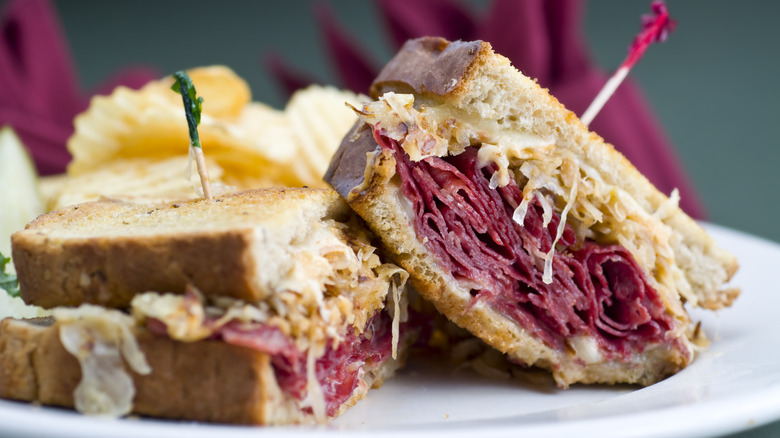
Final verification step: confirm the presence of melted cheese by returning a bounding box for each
[567,335,603,364]
[53,305,151,417]
[130,289,212,341]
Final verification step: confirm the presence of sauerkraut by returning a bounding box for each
[356,93,689,306]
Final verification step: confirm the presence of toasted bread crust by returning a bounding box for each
[12,188,352,309]
[13,227,255,309]
[326,37,737,386]
[0,318,279,424]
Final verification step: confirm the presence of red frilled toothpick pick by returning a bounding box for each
[580,1,677,126]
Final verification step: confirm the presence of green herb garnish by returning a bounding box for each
[171,71,204,149]
[0,252,20,298]
[170,70,212,201]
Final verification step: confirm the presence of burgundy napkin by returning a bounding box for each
[0,0,157,176]
[267,0,705,218]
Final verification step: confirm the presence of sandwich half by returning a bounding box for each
[325,37,739,387]
[3,187,411,424]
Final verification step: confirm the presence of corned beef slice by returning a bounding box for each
[149,311,395,417]
[381,131,675,360]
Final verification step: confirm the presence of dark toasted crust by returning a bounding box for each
[325,122,377,200]
[328,37,491,201]
[370,37,486,99]
[0,318,275,424]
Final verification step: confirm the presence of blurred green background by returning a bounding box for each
[7,1,780,436]
[48,0,780,244]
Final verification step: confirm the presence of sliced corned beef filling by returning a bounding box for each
[147,310,395,417]
[259,311,395,416]
[379,132,675,360]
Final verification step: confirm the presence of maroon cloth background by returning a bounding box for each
[0,0,157,176]
[0,0,703,218]
[267,0,705,218]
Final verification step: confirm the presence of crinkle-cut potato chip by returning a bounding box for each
[67,66,362,193]
[43,156,227,211]
[285,86,367,186]
[67,66,296,185]
[143,65,251,118]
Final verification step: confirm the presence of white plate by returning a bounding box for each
[1,223,778,438]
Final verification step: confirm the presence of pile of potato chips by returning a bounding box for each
[42,66,364,210]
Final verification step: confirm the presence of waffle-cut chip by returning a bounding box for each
[286,86,365,186]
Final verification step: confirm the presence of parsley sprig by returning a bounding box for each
[0,252,20,298]
[171,71,212,201]
[171,71,204,149]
